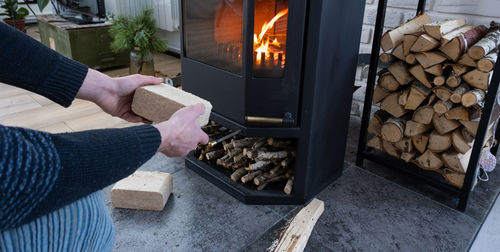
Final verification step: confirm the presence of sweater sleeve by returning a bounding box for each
[1,124,161,230]
[0,22,88,107]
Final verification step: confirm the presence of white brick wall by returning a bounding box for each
[352,0,500,117]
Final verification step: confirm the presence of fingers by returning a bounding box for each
[134,74,163,86]
[121,112,146,123]
[199,131,209,145]
[180,104,206,121]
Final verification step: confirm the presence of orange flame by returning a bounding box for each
[254,8,288,66]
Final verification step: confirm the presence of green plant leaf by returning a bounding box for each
[37,0,50,11]
[16,7,29,19]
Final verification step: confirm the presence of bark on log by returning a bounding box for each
[462,89,486,107]
[433,100,453,114]
[425,64,444,76]
[411,34,440,52]
[440,25,474,45]
[477,50,498,72]
[247,160,272,171]
[405,120,431,136]
[450,84,470,103]
[424,19,466,40]
[445,106,470,121]
[452,129,472,154]
[412,134,429,153]
[468,29,500,60]
[409,64,432,88]
[415,52,448,68]
[381,92,408,117]
[413,106,435,124]
[256,150,288,160]
[232,138,258,148]
[433,114,461,134]
[463,69,491,90]
[432,86,453,101]
[415,150,443,171]
[241,170,263,183]
[231,168,247,182]
[284,176,294,195]
[381,14,432,51]
[439,25,488,61]
[388,61,414,85]
[379,73,401,91]
[373,85,391,104]
[251,138,267,150]
[206,149,226,160]
[428,131,452,152]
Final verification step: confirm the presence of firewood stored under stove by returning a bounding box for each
[195,122,296,195]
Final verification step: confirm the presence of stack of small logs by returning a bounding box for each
[196,123,296,195]
[370,14,500,188]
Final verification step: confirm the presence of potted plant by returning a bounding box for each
[109,7,167,76]
[1,0,30,32]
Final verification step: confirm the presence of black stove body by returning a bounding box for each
[181,0,365,204]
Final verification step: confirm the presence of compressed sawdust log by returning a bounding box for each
[379,72,401,91]
[381,14,432,52]
[415,149,443,171]
[462,89,486,107]
[433,100,453,114]
[405,82,431,110]
[440,25,474,45]
[450,84,470,103]
[477,50,498,72]
[415,51,447,68]
[409,64,432,88]
[427,131,452,152]
[438,25,488,61]
[424,19,466,40]
[445,106,470,121]
[411,34,440,52]
[381,118,406,143]
[380,53,395,63]
[452,129,472,154]
[388,61,414,85]
[433,75,446,86]
[412,134,429,153]
[284,177,294,195]
[433,114,461,134]
[463,69,491,90]
[468,29,500,60]
[405,120,431,136]
[413,106,435,124]
[381,92,408,117]
[433,86,453,101]
[373,85,391,104]
[425,64,444,76]
[458,53,477,67]
[404,32,425,56]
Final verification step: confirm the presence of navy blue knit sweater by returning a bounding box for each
[0,22,161,230]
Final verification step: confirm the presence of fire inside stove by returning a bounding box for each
[183,0,288,77]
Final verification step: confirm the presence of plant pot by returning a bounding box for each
[129,49,155,76]
[4,18,26,33]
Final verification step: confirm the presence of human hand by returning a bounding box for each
[154,104,209,157]
[77,69,163,123]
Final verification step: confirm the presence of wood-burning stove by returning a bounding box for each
[181,0,366,204]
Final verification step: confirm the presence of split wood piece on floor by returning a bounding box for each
[413,106,434,124]
[415,149,443,171]
[380,14,432,52]
[404,120,431,137]
[403,32,425,56]
[412,134,429,153]
[439,25,488,61]
[444,171,465,188]
[450,84,470,103]
[398,88,411,106]
[440,25,474,46]
[409,64,432,88]
[284,176,294,195]
[424,19,466,40]
[247,160,272,171]
[404,82,431,110]
[433,100,453,114]
[394,137,413,153]
[446,72,462,88]
[433,76,446,86]
[206,149,226,160]
[392,44,406,61]
[406,54,417,64]
[458,53,477,67]
[367,136,383,151]
[425,64,443,76]
[460,120,479,137]
[270,198,325,252]
[256,150,289,160]
[381,93,408,117]
[378,72,400,91]
[463,69,492,90]
[380,53,394,63]
[382,140,400,158]
[477,49,498,72]
[433,86,453,101]
[433,114,460,135]
[411,34,440,52]
[388,61,414,85]
[442,150,470,174]
[427,130,452,152]
[452,129,472,154]
[468,29,500,60]
[401,150,417,163]
[462,89,486,108]
[381,118,406,143]
[241,170,263,183]
[373,85,391,104]
[231,168,248,182]
[368,110,391,136]
[415,51,448,68]
[445,106,470,121]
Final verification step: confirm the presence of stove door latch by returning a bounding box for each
[245,112,295,125]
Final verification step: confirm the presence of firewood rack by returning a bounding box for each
[355,0,500,211]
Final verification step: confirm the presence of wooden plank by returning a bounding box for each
[65,112,140,131]
[271,198,325,252]
[37,122,74,133]
[0,94,42,117]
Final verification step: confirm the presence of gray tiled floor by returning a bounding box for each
[103,116,500,251]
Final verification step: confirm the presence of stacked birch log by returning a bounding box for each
[370,14,500,188]
[196,122,296,194]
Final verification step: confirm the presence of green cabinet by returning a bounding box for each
[37,15,129,70]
